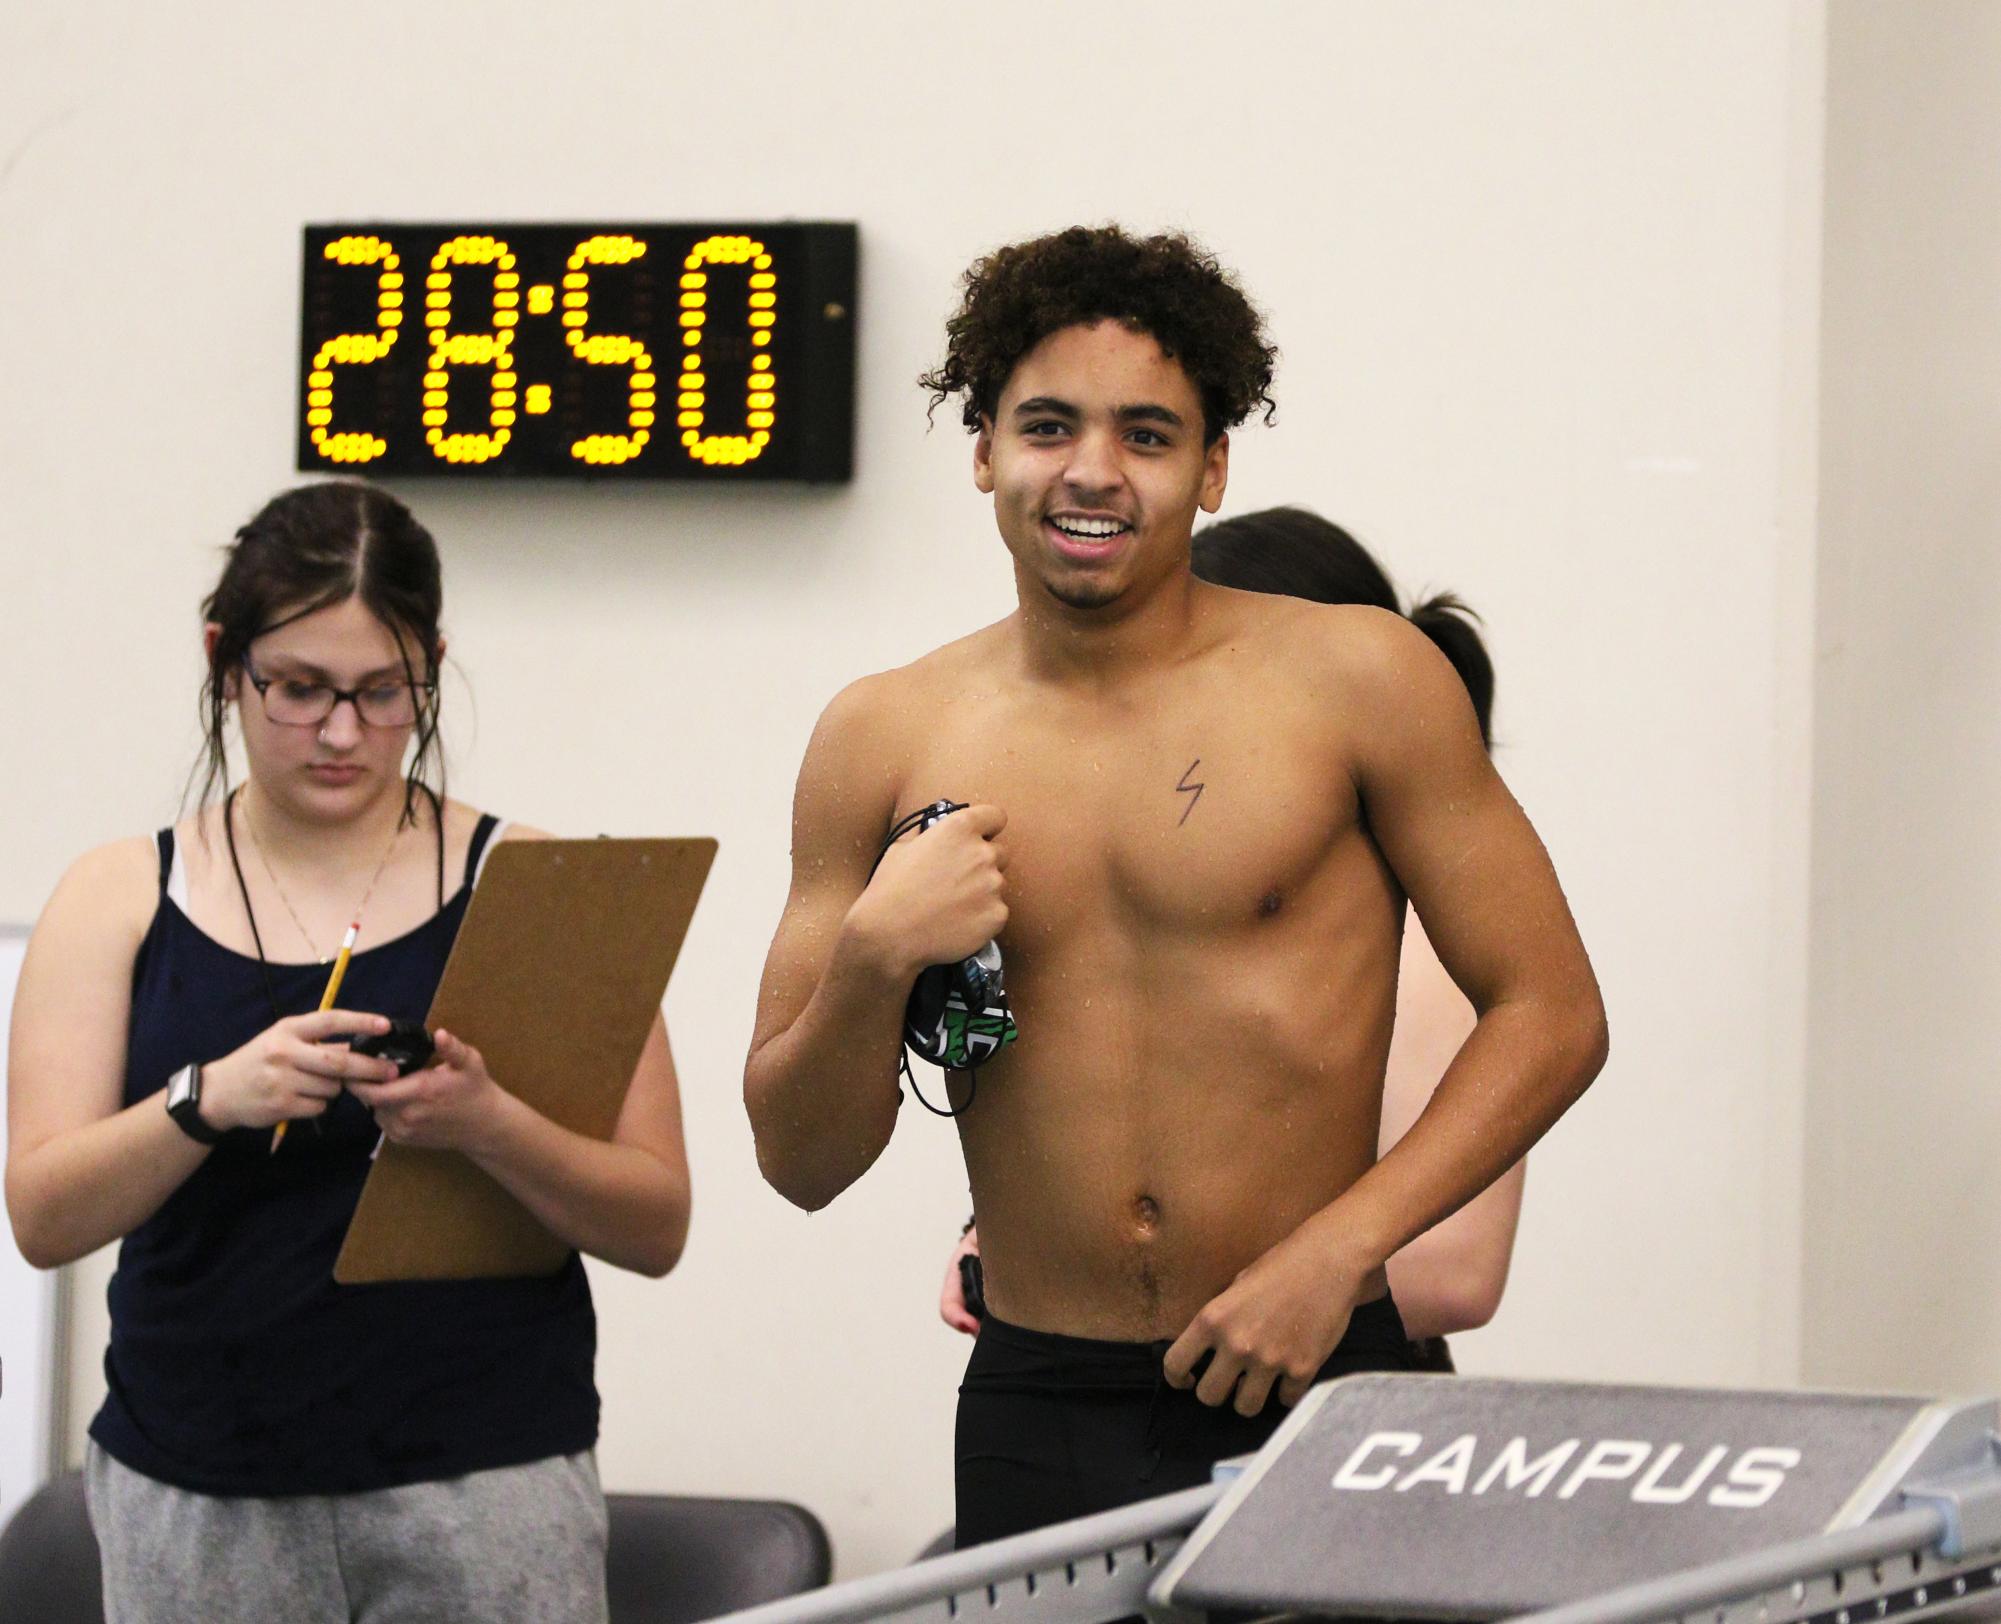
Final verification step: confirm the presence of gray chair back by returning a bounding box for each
[0,1472,104,1624]
[606,1492,831,1622]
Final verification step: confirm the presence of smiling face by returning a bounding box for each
[213,594,433,827]
[974,320,1229,614]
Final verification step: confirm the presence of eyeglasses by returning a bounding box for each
[240,658,433,728]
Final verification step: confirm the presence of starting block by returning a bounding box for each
[704,1374,2001,1623]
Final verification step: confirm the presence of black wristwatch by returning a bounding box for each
[165,1062,224,1145]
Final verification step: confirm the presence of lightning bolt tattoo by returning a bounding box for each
[1175,759,1205,827]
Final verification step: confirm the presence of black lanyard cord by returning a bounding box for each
[873,800,1004,1119]
[219,782,447,1029]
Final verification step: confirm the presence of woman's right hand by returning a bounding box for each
[198,1010,401,1131]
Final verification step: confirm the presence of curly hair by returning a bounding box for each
[919,225,1277,443]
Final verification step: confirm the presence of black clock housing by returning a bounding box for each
[297,221,856,481]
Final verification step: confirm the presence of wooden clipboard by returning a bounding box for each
[333,836,716,1284]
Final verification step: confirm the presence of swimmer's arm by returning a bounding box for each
[1334,613,1606,1278]
[5,839,209,1268]
[1167,617,1599,1414]
[1377,917,1526,1339]
[744,678,914,1210]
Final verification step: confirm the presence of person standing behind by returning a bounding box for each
[6,481,691,1624]
[939,508,1525,1370]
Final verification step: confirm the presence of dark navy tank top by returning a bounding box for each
[89,816,600,1496]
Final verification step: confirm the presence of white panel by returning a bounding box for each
[0,925,64,1529]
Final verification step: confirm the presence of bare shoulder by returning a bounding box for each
[1197,592,1484,791]
[819,621,1010,738]
[803,635,974,773]
[1273,598,1469,719]
[33,834,160,952]
[810,663,911,749]
[795,667,910,839]
[405,796,520,884]
[794,625,1014,858]
[1261,595,1421,669]
[56,834,160,905]
[1199,589,1438,698]
[895,618,1013,687]
[793,647,970,856]
[432,795,484,836]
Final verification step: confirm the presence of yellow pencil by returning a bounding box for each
[271,920,359,1153]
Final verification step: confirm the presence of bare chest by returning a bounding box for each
[897,687,1362,941]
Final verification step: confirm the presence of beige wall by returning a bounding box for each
[1804,1,2001,1392]
[4,1,1831,1576]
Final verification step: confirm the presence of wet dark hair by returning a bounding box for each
[188,481,446,822]
[1192,506,1494,747]
[918,225,1277,444]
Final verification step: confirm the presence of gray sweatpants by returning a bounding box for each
[86,1443,609,1624]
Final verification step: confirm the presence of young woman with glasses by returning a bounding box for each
[5,480,690,1624]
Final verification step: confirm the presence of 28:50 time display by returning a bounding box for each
[296,222,857,482]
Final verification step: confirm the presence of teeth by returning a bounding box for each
[1052,517,1128,539]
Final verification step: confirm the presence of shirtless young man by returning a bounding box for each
[744,226,1608,1546]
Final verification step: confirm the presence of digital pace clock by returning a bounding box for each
[297,221,856,481]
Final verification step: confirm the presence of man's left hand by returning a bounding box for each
[347,1028,507,1153]
[1162,1225,1368,1417]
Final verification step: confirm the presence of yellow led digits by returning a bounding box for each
[425,236,515,465]
[563,235,653,466]
[680,235,776,466]
[300,223,850,475]
[309,236,399,464]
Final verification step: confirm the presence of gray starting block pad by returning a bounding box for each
[706,1374,2001,1624]
[1157,1375,1993,1618]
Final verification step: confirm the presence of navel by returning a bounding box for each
[1257,889,1284,919]
[1132,1193,1162,1231]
